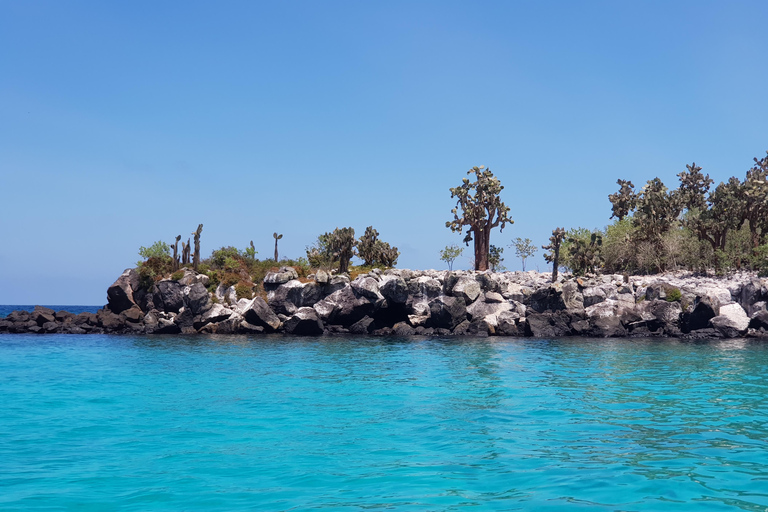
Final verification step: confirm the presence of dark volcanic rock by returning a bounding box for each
[96,308,123,331]
[429,296,467,330]
[243,297,281,332]
[682,296,719,332]
[380,277,409,304]
[153,281,184,313]
[528,285,566,313]
[107,269,140,314]
[750,310,768,330]
[392,322,416,336]
[284,307,324,335]
[525,311,572,337]
[183,283,211,316]
[349,316,376,335]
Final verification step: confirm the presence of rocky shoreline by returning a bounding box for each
[3,267,768,339]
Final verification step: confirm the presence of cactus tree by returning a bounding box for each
[543,228,566,282]
[329,227,356,274]
[446,166,513,271]
[273,232,283,262]
[172,235,181,271]
[192,224,203,271]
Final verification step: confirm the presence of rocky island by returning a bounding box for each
[3,266,768,339]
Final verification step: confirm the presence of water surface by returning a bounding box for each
[1,334,767,511]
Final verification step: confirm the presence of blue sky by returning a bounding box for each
[2,0,767,305]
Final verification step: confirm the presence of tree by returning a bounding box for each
[273,233,283,261]
[740,152,768,250]
[138,240,170,266]
[439,244,463,270]
[328,227,356,274]
[192,224,203,271]
[489,245,505,271]
[357,226,400,268]
[567,231,603,275]
[511,237,537,271]
[542,228,566,283]
[675,162,713,212]
[608,179,637,220]
[446,166,513,271]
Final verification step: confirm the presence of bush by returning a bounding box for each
[171,270,185,281]
[138,241,171,267]
[235,282,254,300]
[137,256,173,290]
[665,287,682,302]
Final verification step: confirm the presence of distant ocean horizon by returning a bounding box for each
[0,305,102,317]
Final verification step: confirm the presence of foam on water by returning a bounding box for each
[1,334,767,510]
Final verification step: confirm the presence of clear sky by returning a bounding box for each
[2,0,767,305]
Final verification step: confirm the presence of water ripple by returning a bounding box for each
[1,334,768,510]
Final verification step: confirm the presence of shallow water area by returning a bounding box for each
[1,334,768,511]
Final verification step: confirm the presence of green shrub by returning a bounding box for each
[222,272,240,288]
[235,282,254,300]
[171,270,185,281]
[138,241,171,266]
[665,286,682,302]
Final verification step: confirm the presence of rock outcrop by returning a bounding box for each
[4,268,768,339]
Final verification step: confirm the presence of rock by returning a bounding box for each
[749,310,768,330]
[466,299,513,325]
[648,300,683,335]
[495,310,520,336]
[380,276,409,304]
[33,306,55,326]
[107,269,140,314]
[284,307,324,335]
[183,283,212,316]
[155,317,181,334]
[467,317,492,336]
[407,314,430,327]
[582,286,606,307]
[326,275,350,294]
[96,308,123,330]
[201,304,233,325]
[215,283,238,305]
[315,269,329,284]
[710,303,750,337]
[429,296,467,330]
[682,296,720,332]
[120,306,144,323]
[316,286,374,326]
[269,281,323,316]
[561,281,584,311]
[485,291,504,303]
[74,312,97,325]
[525,311,572,337]
[55,310,74,323]
[153,281,184,313]
[349,316,376,335]
[178,270,210,287]
[528,284,566,313]
[392,322,416,336]
[452,277,481,303]
[242,297,281,332]
[42,321,59,333]
[588,315,626,337]
[264,267,299,286]
[351,276,384,302]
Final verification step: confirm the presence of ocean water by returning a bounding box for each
[1,334,767,511]
[0,305,102,317]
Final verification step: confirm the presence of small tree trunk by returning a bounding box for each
[474,229,490,271]
[551,244,560,283]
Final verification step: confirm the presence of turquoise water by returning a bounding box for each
[1,335,767,511]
